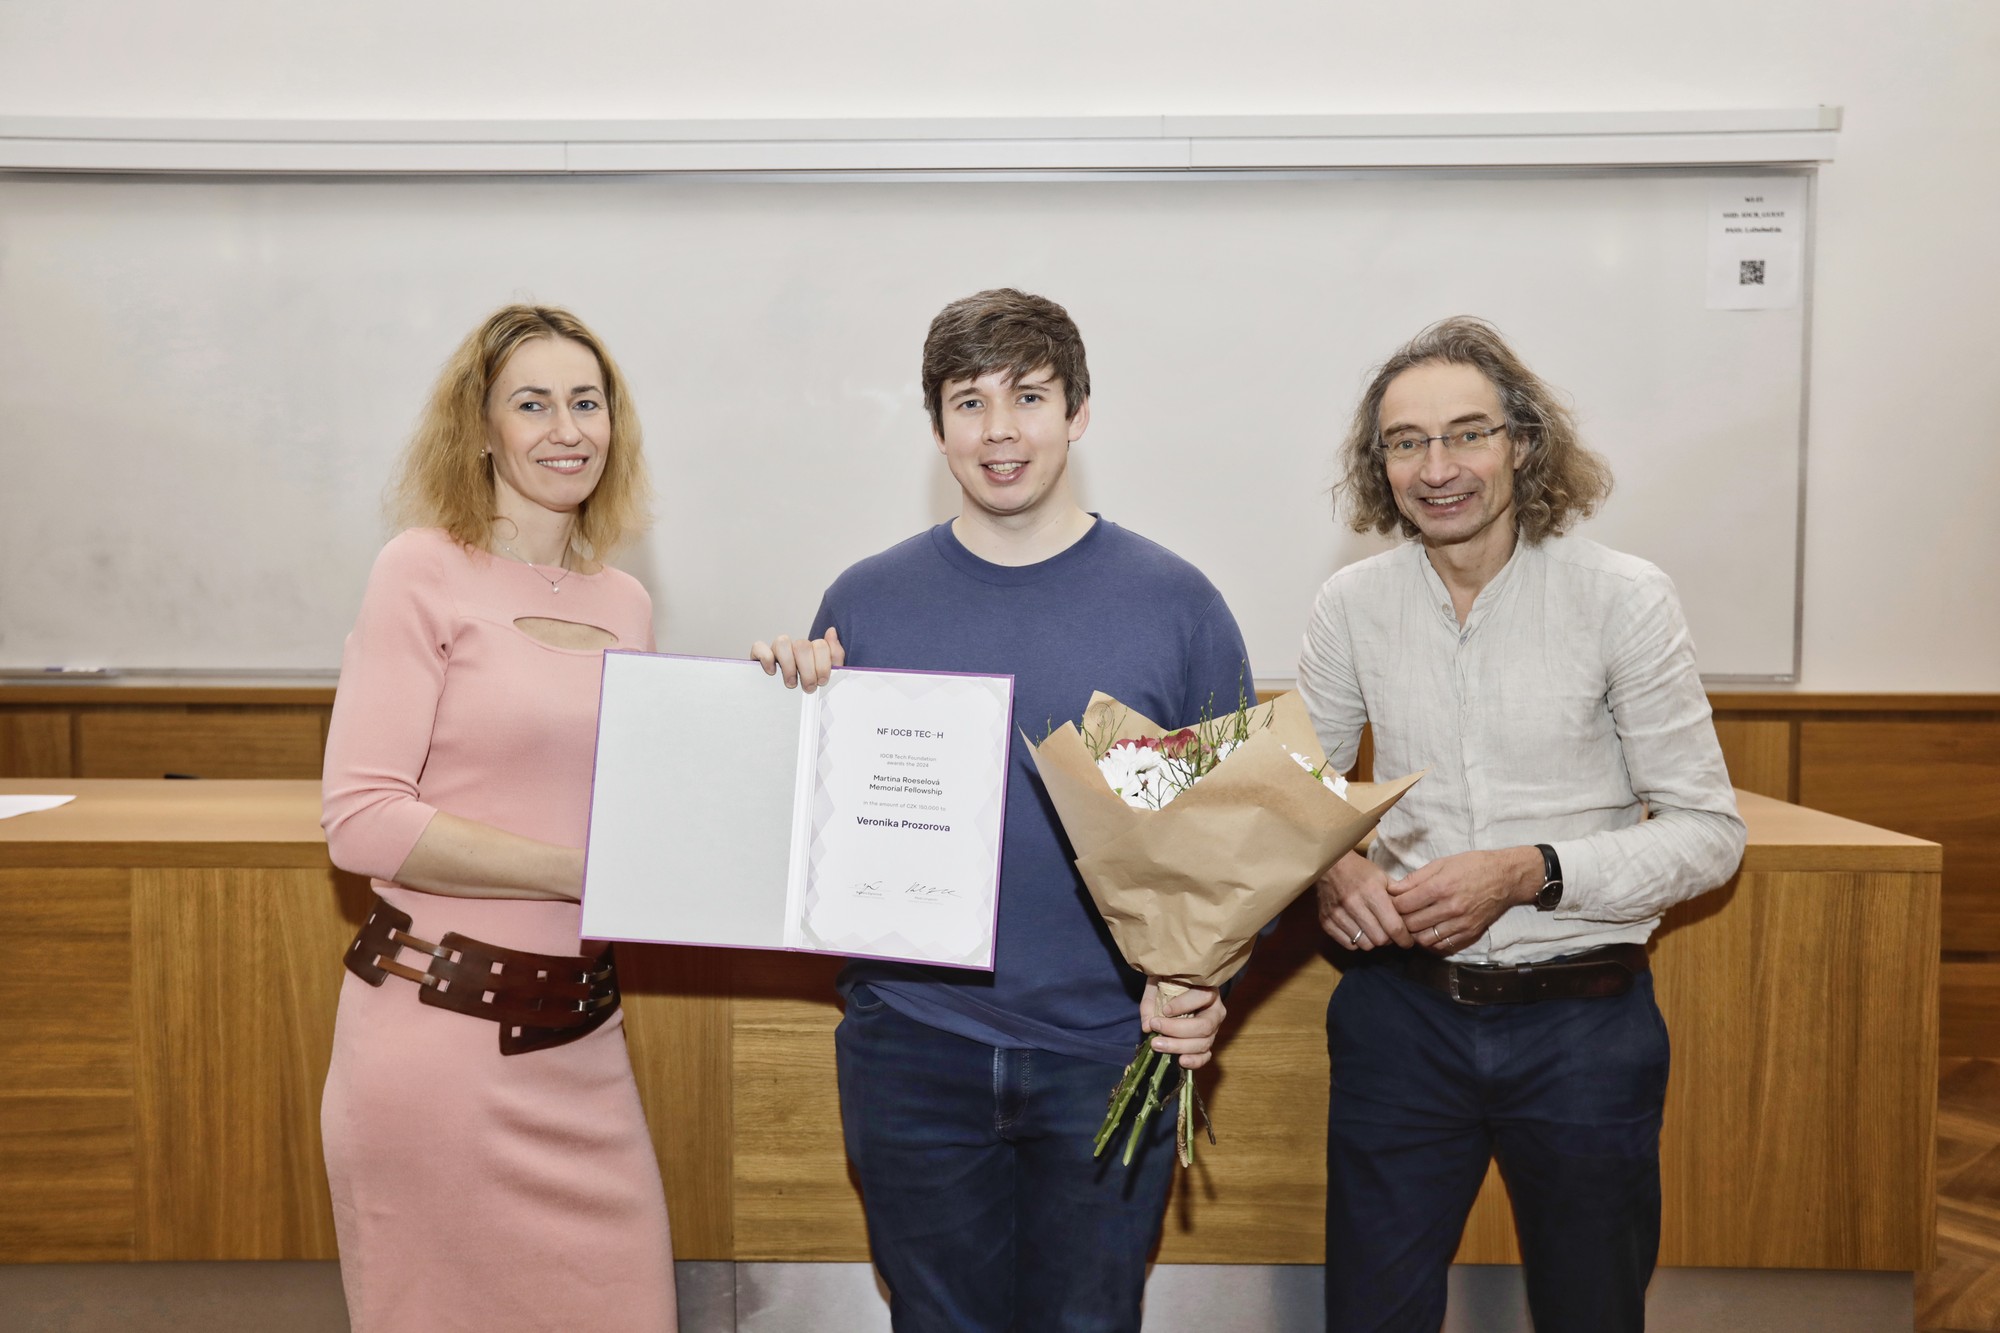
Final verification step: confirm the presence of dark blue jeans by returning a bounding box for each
[834,986,1176,1333]
[1324,960,1669,1333]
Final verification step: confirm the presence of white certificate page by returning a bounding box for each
[582,652,1012,970]
[792,666,1012,967]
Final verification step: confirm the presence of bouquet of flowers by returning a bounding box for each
[1031,689,1422,1167]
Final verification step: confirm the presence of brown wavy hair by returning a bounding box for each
[922,288,1090,433]
[1334,317,1612,544]
[393,304,651,559]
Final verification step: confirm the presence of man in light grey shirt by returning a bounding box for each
[1298,317,1745,1333]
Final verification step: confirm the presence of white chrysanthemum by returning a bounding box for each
[1097,743,1172,809]
[1291,750,1349,799]
[1095,736,1250,810]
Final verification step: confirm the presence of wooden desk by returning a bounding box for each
[0,781,1938,1272]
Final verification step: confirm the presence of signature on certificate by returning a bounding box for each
[903,881,962,903]
[849,880,886,899]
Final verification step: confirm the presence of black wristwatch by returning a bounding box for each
[1533,843,1564,912]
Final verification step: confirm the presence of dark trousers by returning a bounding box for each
[834,985,1177,1333]
[1324,960,1669,1333]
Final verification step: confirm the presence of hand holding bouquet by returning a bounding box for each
[1031,689,1421,1166]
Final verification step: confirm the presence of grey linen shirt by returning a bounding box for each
[1296,534,1747,966]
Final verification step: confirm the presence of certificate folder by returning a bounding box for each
[582,651,1013,969]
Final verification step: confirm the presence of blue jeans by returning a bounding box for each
[1324,960,1669,1333]
[834,986,1176,1333]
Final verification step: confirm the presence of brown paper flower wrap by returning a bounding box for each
[1030,689,1423,1166]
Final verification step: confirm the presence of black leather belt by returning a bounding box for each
[1400,942,1649,1005]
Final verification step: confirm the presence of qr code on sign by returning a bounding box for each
[1739,259,1766,286]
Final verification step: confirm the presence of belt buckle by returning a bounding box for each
[345,900,418,986]
[1442,959,1521,1006]
[1445,962,1500,1005]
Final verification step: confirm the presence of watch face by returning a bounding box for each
[1535,880,1563,911]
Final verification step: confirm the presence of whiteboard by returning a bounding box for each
[0,168,1807,681]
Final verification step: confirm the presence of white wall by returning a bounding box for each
[3,0,1995,691]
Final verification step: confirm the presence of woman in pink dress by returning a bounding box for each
[320,305,676,1331]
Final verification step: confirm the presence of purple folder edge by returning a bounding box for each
[580,648,1013,973]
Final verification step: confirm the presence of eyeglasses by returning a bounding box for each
[1374,423,1509,464]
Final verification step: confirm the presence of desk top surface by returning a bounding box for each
[0,778,330,868]
[0,778,1941,874]
[1728,788,1939,872]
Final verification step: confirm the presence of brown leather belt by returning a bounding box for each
[343,896,619,1055]
[1400,942,1649,1005]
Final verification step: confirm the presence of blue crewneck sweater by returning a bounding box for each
[812,518,1252,1064]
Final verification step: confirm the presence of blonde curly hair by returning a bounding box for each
[394,304,650,558]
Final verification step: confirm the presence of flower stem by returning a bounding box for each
[1094,1036,1159,1158]
[1175,1071,1195,1167]
[1121,1045,1176,1166]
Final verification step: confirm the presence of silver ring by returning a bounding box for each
[1429,925,1442,942]
[1349,927,1364,945]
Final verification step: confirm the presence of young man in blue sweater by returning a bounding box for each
[756,288,1250,1333]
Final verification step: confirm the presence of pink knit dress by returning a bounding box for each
[321,527,676,1333]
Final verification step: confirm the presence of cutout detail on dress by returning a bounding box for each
[514,617,618,650]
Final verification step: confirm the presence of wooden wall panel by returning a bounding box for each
[621,943,736,1260]
[0,710,72,777]
[0,1094,135,1261]
[0,867,136,1262]
[1942,961,2000,1060]
[1656,870,1937,1270]
[1713,718,1793,801]
[0,867,133,1091]
[727,953,866,1262]
[76,709,326,779]
[129,867,353,1260]
[1455,1164,1520,1263]
[1797,720,2000,949]
[1650,875,1749,1266]
[1159,903,1341,1261]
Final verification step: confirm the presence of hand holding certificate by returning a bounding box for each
[581,653,1013,968]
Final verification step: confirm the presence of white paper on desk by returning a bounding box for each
[1706,177,1806,310]
[0,794,75,820]
[581,652,1013,969]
